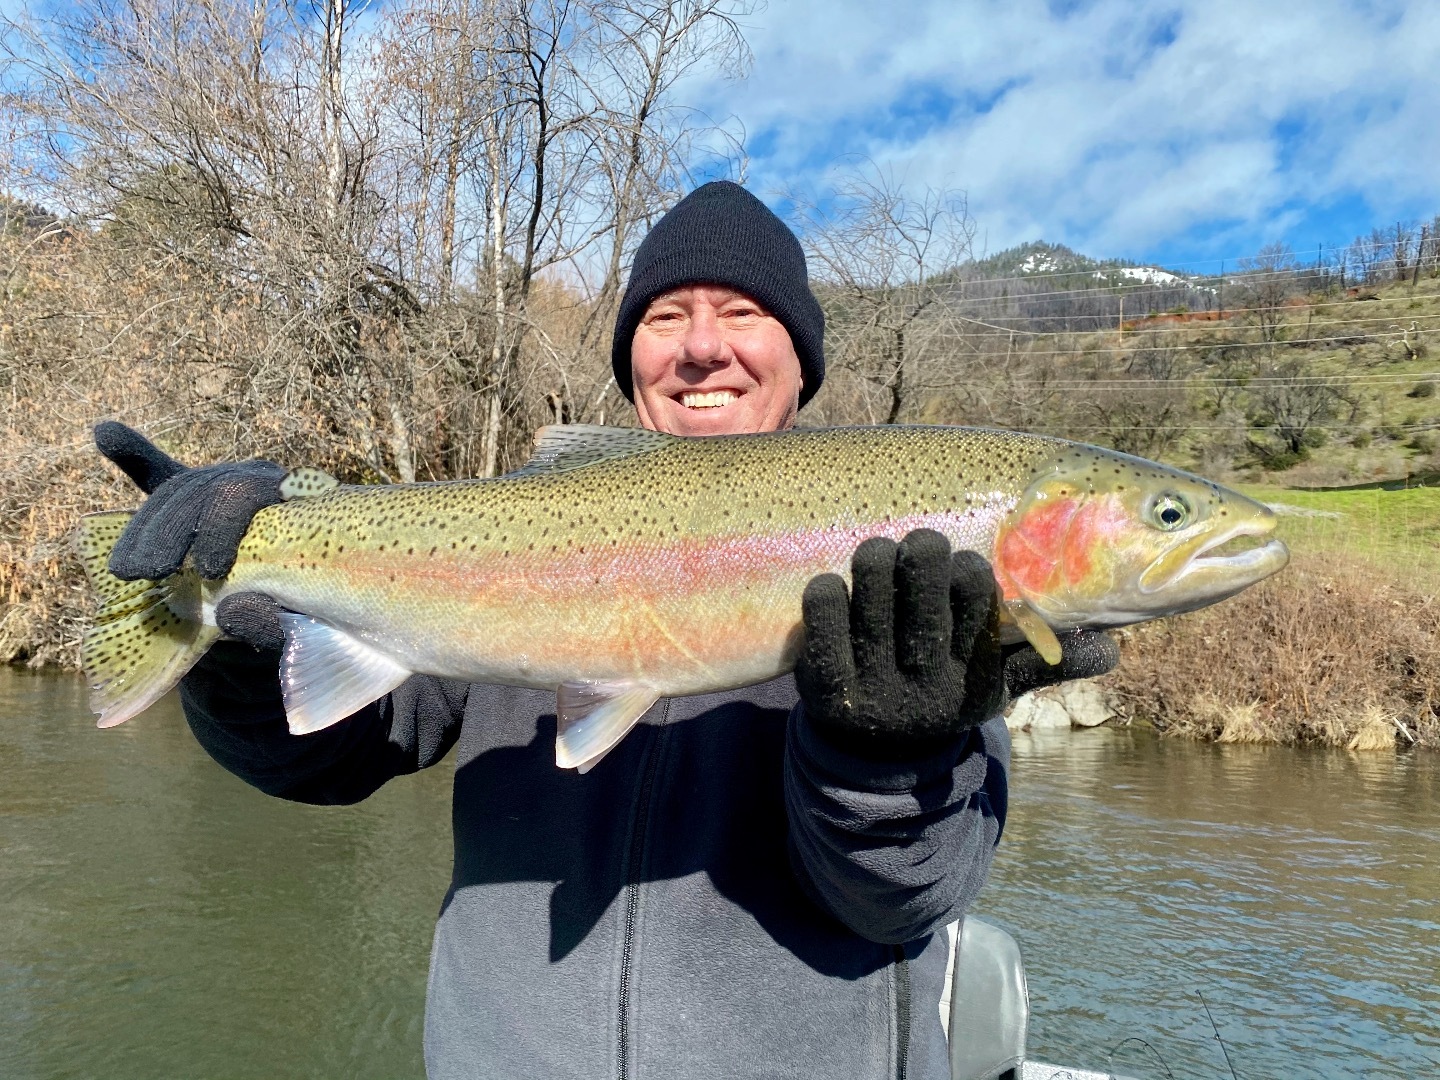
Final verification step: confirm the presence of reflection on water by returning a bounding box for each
[979,726,1440,1079]
[0,670,452,1080]
[2,670,1437,1079]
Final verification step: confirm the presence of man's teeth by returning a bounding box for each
[681,390,738,409]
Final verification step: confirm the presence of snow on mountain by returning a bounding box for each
[1019,252,1060,274]
[1094,266,1190,286]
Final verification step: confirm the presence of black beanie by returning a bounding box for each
[611,180,826,408]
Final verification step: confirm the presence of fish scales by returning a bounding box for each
[224,427,1055,692]
[77,424,1289,769]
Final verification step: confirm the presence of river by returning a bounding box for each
[2,669,1436,1079]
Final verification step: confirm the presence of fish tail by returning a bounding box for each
[74,511,221,728]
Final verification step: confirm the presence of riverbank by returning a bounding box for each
[1107,551,1440,750]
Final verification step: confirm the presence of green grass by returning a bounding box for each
[1241,480,1440,595]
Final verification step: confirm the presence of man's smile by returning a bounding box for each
[679,389,740,409]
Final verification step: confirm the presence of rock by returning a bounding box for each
[1005,680,1119,732]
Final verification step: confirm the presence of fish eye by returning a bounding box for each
[1149,493,1192,531]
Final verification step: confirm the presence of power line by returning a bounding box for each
[922,265,1432,311]
[974,370,1440,389]
[938,322,1440,358]
[931,303,1440,335]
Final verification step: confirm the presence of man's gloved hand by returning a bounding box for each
[95,421,289,653]
[795,528,1118,758]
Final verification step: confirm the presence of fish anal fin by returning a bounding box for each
[278,613,412,734]
[555,681,660,773]
[1002,600,1064,666]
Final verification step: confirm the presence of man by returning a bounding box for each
[96,180,1116,1078]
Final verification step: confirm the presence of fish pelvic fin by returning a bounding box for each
[555,681,660,773]
[74,511,221,728]
[1002,599,1064,666]
[277,613,412,735]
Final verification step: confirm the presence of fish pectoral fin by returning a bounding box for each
[278,613,412,734]
[1002,600,1064,667]
[555,681,660,773]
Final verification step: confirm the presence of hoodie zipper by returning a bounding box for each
[894,944,911,1080]
[617,703,669,1080]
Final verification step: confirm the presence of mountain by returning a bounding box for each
[964,240,1108,279]
[961,239,1203,289]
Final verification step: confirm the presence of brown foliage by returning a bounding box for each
[1107,553,1440,750]
[0,221,615,665]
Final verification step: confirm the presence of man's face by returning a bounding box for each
[630,284,803,436]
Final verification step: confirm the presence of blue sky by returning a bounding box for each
[679,0,1440,268]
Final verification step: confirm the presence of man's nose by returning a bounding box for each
[681,311,726,366]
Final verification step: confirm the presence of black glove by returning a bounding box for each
[96,421,290,655]
[95,421,287,581]
[795,529,1118,758]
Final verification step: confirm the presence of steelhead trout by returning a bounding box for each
[76,424,1288,770]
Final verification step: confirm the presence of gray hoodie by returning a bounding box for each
[180,644,1009,1079]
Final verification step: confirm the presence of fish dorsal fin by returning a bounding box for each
[280,467,340,500]
[512,424,675,477]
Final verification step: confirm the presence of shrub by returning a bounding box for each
[1107,553,1440,750]
[1407,431,1438,455]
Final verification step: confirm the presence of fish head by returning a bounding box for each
[991,448,1289,631]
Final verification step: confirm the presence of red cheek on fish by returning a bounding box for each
[995,497,1080,600]
[1061,499,1132,588]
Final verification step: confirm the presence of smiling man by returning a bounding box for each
[630,283,803,434]
[94,180,1116,1079]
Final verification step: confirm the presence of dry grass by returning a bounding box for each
[1107,552,1440,750]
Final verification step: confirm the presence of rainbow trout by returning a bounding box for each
[77,424,1288,770]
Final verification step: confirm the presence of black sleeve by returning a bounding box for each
[784,706,1009,944]
[178,642,468,805]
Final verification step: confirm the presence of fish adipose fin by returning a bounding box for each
[278,613,413,735]
[1002,599,1064,666]
[74,511,221,728]
[512,424,676,477]
[555,680,660,773]
[279,467,340,500]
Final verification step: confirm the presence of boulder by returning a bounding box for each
[1005,680,1119,732]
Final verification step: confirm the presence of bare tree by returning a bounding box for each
[1391,221,1415,283]
[790,164,975,424]
[1248,359,1343,464]
[1236,242,1296,343]
[3,0,751,478]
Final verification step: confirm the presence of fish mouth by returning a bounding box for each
[1140,512,1289,595]
[1182,536,1290,583]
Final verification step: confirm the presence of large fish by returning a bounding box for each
[76,424,1288,770]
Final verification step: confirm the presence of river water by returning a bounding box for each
[2,669,1436,1079]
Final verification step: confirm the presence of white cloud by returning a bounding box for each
[682,0,1440,259]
